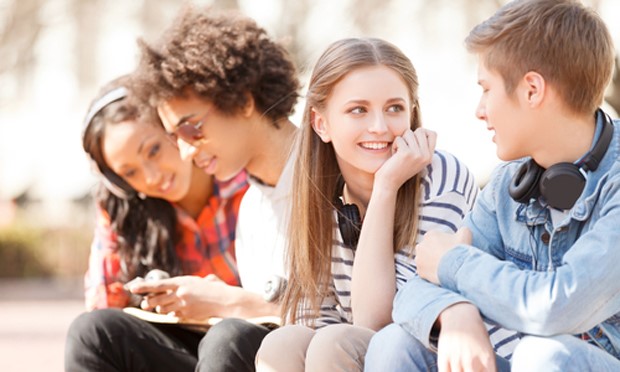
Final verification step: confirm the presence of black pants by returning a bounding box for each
[65,309,272,372]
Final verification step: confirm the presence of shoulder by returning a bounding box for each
[421,150,477,200]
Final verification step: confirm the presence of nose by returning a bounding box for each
[177,140,198,161]
[368,113,388,134]
[143,162,162,187]
[475,99,486,121]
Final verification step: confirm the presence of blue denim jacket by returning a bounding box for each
[393,111,620,358]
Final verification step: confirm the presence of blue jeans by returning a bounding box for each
[364,324,509,372]
[365,324,620,372]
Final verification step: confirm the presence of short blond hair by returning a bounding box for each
[466,0,615,115]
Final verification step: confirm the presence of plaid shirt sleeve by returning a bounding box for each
[84,206,131,310]
[174,171,249,285]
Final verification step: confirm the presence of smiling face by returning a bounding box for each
[313,65,412,180]
[157,91,255,181]
[475,56,533,161]
[102,120,193,202]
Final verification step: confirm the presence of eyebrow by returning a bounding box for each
[137,134,155,155]
[175,113,197,127]
[345,97,406,105]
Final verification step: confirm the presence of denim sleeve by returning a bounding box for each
[439,186,620,335]
[392,275,471,348]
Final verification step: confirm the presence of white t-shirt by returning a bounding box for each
[235,152,295,295]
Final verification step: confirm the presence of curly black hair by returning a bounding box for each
[133,6,300,126]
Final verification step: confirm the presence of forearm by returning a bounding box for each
[393,276,471,348]
[352,188,397,330]
[219,286,280,319]
[440,241,620,335]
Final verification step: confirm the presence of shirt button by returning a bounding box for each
[541,232,550,245]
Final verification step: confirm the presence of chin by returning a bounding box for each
[215,169,243,182]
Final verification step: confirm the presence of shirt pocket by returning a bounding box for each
[504,245,534,270]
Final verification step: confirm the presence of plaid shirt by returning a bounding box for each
[84,172,248,310]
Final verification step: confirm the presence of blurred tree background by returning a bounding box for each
[0,0,618,280]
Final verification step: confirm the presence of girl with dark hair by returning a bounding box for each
[65,77,248,371]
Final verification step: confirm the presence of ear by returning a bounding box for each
[522,71,546,107]
[311,108,331,143]
[241,92,256,118]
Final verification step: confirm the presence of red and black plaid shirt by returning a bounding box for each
[84,172,248,310]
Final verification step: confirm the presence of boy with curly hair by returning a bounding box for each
[365,0,620,370]
[131,8,301,372]
[67,7,300,372]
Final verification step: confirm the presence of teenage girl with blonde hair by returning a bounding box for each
[256,37,480,371]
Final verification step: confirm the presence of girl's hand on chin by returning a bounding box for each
[374,128,437,192]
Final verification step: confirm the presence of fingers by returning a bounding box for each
[129,279,175,295]
[204,274,223,282]
[140,290,176,312]
[395,128,436,161]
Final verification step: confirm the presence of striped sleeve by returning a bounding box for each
[417,150,478,237]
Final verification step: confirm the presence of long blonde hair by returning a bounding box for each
[283,38,422,323]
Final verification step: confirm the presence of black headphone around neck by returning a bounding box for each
[335,178,362,249]
[509,109,614,210]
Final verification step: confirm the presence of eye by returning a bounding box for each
[148,143,161,158]
[123,169,137,178]
[386,104,405,113]
[348,106,367,115]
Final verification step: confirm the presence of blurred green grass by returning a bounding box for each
[0,220,91,278]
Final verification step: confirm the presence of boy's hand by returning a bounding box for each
[437,303,497,372]
[129,274,229,320]
[416,227,472,284]
[373,128,436,193]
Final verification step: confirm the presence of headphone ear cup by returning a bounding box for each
[509,160,544,204]
[539,163,585,210]
[337,203,361,249]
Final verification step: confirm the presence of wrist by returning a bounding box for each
[438,302,480,329]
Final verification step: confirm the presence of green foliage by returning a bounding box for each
[0,225,48,277]
[0,224,91,278]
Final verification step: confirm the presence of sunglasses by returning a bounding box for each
[168,112,208,147]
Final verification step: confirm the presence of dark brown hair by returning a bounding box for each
[133,6,300,126]
[82,76,181,281]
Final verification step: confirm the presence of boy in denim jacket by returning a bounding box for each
[365,0,620,370]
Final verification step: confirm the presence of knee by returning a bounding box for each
[305,324,374,371]
[511,335,575,372]
[305,324,371,360]
[65,308,128,365]
[198,318,263,358]
[202,318,250,345]
[256,325,314,372]
[66,309,124,347]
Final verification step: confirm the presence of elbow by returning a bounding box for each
[352,309,393,331]
[517,302,587,336]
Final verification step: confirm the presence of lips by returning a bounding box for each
[195,156,217,174]
[159,175,174,193]
[193,152,215,169]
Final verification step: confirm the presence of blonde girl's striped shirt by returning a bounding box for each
[295,150,521,359]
